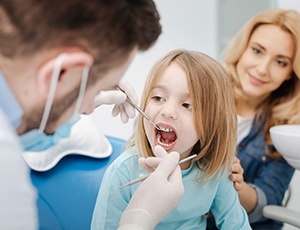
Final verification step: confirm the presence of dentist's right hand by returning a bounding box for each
[94,78,138,123]
[118,146,184,230]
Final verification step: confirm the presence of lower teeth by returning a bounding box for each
[156,133,173,147]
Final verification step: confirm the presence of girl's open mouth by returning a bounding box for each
[155,125,177,150]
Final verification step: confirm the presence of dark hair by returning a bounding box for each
[0,0,161,74]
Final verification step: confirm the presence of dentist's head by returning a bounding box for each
[0,0,161,135]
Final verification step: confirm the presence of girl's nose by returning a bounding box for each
[161,103,177,120]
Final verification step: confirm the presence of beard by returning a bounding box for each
[23,84,80,134]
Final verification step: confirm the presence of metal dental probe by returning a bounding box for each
[118,154,197,189]
[117,87,161,131]
[125,96,161,130]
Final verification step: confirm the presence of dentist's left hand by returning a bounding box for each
[119,146,183,230]
[94,78,139,123]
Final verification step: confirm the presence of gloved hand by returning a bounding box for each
[94,78,139,123]
[118,146,184,230]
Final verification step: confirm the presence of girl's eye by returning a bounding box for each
[182,103,192,110]
[152,96,164,102]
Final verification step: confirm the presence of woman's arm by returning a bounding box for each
[230,156,257,213]
[229,155,294,219]
[236,182,258,213]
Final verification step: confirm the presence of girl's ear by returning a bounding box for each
[36,52,94,98]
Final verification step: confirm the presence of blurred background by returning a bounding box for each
[91,1,300,229]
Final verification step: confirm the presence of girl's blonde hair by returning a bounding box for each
[223,9,300,158]
[128,49,237,183]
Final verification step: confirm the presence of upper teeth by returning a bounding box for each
[158,126,173,132]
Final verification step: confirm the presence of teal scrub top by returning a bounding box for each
[91,147,251,230]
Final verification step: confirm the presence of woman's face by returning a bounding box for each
[144,63,198,160]
[236,24,294,102]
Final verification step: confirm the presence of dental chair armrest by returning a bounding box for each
[263,205,300,228]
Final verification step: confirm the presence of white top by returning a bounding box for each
[22,115,112,172]
[237,115,254,146]
[0,109,38,229]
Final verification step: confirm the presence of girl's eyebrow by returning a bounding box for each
[152,84,167,91]
[151,85,168,94]
[152,84,190,99]
[252,42,293,62]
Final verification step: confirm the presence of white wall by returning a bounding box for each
[91,1,300,228]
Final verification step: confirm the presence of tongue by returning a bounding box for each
[161,131,176,142]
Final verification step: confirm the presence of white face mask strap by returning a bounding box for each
[39,53,69,132]
[73,67,90,115]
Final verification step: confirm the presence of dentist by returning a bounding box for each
[0,1,183,229]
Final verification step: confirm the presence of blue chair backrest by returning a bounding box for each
[30,136,125,230]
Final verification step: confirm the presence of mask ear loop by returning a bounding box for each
[39,53,69,133]
[73,67,90,115]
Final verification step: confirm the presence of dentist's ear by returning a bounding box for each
[36,52,94,98]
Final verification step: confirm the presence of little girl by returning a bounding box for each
[91,49,251,229]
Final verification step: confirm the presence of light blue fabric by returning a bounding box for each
[19,114,81,152]
[0,71,23,129]
[91,147,251,230]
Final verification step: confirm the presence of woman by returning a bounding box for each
[208,9,300,230]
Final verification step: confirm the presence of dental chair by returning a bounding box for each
[263,125,300,228]
[30,135,125,230]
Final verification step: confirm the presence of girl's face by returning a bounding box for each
[236,24,294,102]
[144,63,198,160]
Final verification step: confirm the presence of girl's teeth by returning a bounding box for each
[156,133,173,147]
[158,126,173,132]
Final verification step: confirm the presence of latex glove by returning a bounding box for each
[229,156,245,191]
[95,78,139,123]
[118,146,184,230]
[113,78,139,123]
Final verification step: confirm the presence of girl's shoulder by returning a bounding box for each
[188,163,230,186]
[107,146,145,182]
[110,146,140,169]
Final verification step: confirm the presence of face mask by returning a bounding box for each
[22,114,112,171]
[19,53,89,152]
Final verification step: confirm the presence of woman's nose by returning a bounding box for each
[256,58,270,76]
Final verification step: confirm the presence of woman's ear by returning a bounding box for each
[36,51,94,98]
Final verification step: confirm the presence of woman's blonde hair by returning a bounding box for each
[223,9,300,158]
[127,49,237,183]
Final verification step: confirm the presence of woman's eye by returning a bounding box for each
[182,103,192,110]
[277,60,288,67]
[252,47,261,54]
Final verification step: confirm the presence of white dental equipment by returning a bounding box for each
[118,154,197,188]
[22,114,112,171]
